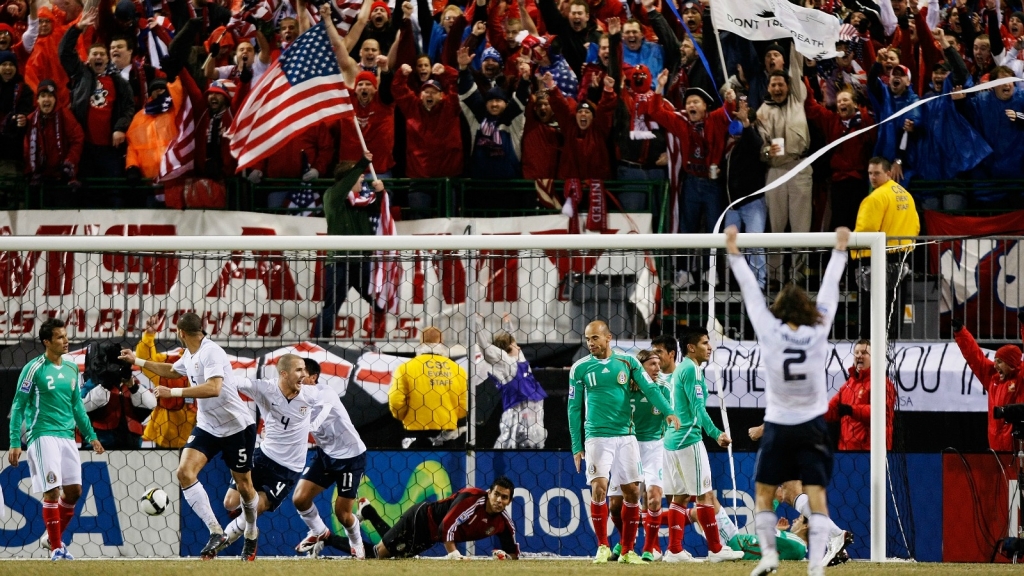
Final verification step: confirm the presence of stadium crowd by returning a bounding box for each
[0,0,1022,217]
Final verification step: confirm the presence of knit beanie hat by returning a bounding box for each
[355,70,378,89]
[996,345,1022,371]
[0,50,15,67]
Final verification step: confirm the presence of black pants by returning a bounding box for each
[829,178,868,231]
[857,251,911,340]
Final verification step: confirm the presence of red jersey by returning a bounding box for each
[824,366,896,451]
[259,123,333,178]
[425,487,519,554]
[87,75,116,146]
[955,327,1024,452]
[338,94,395,174]
[549,86,616,180]
[647,94,732,179]
[392,67,462,178]
[521,98,561,180]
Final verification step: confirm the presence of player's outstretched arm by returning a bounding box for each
[725,226,774,333]
[155,376,224,399]
[817,227,851,325]
[119,348,183,379]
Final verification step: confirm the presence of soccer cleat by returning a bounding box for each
[350,541,365,560]
[808,564,824,576]
[609,543,622,561]
[651,550,663,561]
[50,546,73,561]
[295,528,332,555]
[355,497,372,522]
[618,551,644,564]
[241,533,258,561]
[641,551,655,562]
[662,549,703,563]
[200,532,228,560]
[593,544,612,564]
[821,530,850,567]
[707,544,745,563]
[41,537,65,552]
[749,551,779,576]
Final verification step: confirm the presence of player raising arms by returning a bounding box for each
[726,225,850,576]
[568,321,680,564]
[213,354,318,556]
[291,358,369,559]
[662,327,744,563]
[119,313,259,561]
[8,319,104,560]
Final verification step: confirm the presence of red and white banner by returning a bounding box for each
[0,210,652,345]
[925,210,1024,340]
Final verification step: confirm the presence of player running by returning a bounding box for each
[726,225,851,576]
[119,313,259,561]
[662,327,744,563]
[8,319,105,560]
[292,358,369,559]
[213,354,317,556]
[568,320,680,564]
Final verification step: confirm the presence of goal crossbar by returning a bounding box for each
[0,230,889,561]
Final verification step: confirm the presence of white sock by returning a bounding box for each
[242,495,259,539]
[344,514,363,548]
[754,511,778,560]
[795,493,844,538]
[808,513,829,567]
[225,516,245,541]
[716,510,737,543]
[182,482,222,533]
[298,505,328,535]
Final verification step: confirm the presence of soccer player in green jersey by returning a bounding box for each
[8,318,105,560]
[608,349,671,562]
[662,327,744,563]
[568,321,680,564]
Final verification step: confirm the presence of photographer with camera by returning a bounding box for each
[82,341,156,449]
[952,313,1024,452]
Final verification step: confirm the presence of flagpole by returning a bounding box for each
[351,116,379,181]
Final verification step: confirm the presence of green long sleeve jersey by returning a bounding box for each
[631,373,671,442]
[663,356,723,451]
[9,354,96,447]
[567,352,675,454]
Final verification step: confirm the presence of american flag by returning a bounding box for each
[158,72,203,182]
[371,188,402,314]
[228,21,354,171]
[226,0,279,40]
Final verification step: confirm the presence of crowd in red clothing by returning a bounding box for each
[0,0,1023,217]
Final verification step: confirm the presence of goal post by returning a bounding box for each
[0,230,890,560]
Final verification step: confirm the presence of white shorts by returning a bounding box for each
[584,436,642,486]
[663,442,712,497]
[26,437,82,493]
[609,439,663,496]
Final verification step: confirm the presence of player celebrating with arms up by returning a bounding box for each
[568,321,680,564]
[726,226,850,576]
[8,319,104,560]
[120,313,259,561]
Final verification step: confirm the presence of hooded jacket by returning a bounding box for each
[954,326,1024,452]
[824,365,896,451]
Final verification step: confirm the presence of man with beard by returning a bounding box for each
[536,0,600,78]
[23,79,84,204]
[60,6,134,205]
[195,80,236,180]
[0,50,33,181]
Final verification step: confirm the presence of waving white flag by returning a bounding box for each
[710,0,842,59]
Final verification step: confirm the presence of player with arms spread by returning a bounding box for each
[662,327,744,563]
[119,313,259,561]
[726,226,850,576]
[214,354,317,554]
[8,319,105,561]
[568,320,680,564]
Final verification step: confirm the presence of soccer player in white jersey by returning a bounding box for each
[119,313,259,561]
[726,226,850,576]
[214,354,317,553]
[292,358,369,559]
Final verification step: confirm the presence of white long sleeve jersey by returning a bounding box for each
[728,250,848,425]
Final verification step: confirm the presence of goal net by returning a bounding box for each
[0,232,905,561]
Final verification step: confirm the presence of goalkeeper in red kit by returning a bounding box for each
[333,477,520,559]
